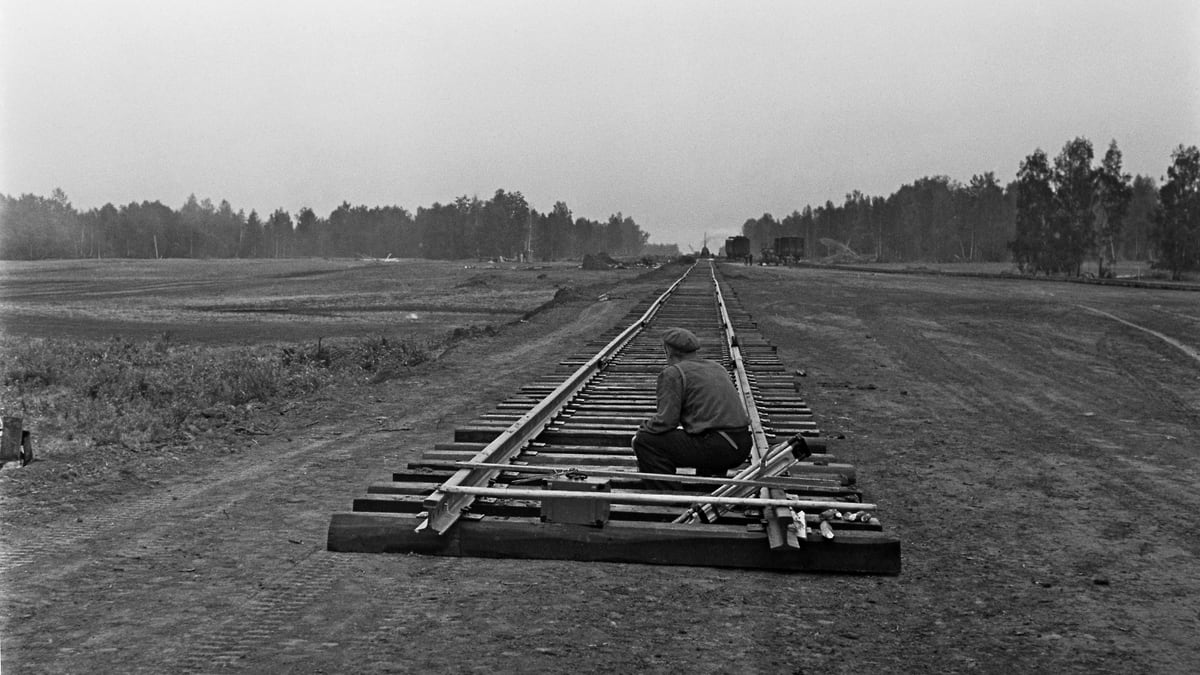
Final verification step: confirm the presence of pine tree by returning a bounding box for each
[1153,145,1200,280]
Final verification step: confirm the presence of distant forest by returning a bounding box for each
[0,188,663,262]
[4,139,1197,277]
[741,139,1199,278]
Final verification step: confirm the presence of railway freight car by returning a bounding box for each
[773,236,805,264]
[725,236,751,263]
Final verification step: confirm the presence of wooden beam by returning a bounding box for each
[327,512,901,574]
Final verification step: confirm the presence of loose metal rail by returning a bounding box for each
[328,261,901,573]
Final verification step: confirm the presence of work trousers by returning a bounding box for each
[632,428,752,492]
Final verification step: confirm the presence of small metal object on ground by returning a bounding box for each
[540,474,611,527]
[1,416,33,466]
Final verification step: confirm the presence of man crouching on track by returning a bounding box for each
[632,327,752,491]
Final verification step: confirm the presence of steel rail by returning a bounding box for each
[710,261,772,465]
[671,262,784,526]
[434,485,876,511]
[452,460,822,491]
[417,263,697,534]
[706,263,807,546]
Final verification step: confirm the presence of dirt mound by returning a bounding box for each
[581,252,617,270]
[455,275,490,288]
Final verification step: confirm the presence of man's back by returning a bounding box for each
[632,328,754,489]
[661,356,749,434]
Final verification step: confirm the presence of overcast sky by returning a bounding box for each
[2,1,1198,248]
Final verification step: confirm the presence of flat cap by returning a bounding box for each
[662,327,700,353]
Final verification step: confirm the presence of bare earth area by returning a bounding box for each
[2,262,1199,674]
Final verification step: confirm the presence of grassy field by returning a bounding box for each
[0,258,646,482]
[0,257,638,343]
[826,258,1195,282]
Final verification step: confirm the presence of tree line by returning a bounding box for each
[741,140,1199,279]
[0,188,660,262]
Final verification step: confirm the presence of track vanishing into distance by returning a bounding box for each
[329,262,901,573]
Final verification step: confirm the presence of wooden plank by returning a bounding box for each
[456,521,899,573]
[525,444,637,456]
[352,491,877,528]
[454,425,647,445]
[433,441,639,457]
[353,494,427,512]
[765,415,816,424]
[423,451,640,468]
[366,481,440,495]
[397,461,856,496]
[329,512,462,555]
[351,494,691,522]
[536,429,636,446]
[482,412,652,425]
[391,469,456,483]
[326,512,901,574]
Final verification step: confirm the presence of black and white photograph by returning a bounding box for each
[2,1,1198,673]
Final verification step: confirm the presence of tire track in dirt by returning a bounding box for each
[0,434,346,578]
[0,433,356,674]
[0,278,234,302]
[174,552,344,673]
[1079,304,1200,365]
[732,269,1200,672]
[160,290,652,674]
[2,276,660,674]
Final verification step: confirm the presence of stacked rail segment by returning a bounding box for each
[328,262,900,573]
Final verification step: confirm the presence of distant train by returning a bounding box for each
[774,236,805,261]
[725,235,805,265]
[724,236,751,261]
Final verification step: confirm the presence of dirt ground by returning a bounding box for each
[0,258,623,344]
[2,262,1199,674]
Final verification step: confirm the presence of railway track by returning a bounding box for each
[328,261,900,573]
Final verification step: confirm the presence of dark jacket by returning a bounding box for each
[639,355,749,435]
